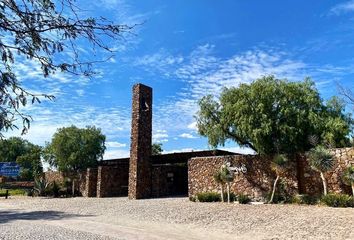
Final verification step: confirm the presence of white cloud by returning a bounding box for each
[329,0,354,15]
[152,46,307,137]
[106,141,127,148]
[152,130,169,143]
[103,148,130,160]
[187,122,198,131]
[178,133,198,139]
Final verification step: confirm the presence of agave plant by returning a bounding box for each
[342,165,354,196]
[34,177,50,196]
[270,154,289,203]
[308,146,334,196]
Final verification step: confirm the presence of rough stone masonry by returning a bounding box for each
[128,84,153,199]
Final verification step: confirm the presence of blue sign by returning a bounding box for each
[0,162,21,177]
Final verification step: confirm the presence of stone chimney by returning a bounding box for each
[128,84,152,199]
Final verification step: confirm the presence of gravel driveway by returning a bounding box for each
[0,197,353,240]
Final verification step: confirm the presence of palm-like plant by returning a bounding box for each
[220,165,234,203]
[213,170,225,202]
[308,146,334,196]
[342,165,354,196]
[270,154,289,203]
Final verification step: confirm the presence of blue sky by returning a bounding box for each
[7,0,354,159]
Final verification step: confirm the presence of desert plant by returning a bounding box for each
[291,194,319,205]
[223,192,237,202]
[342,165,354,196]
[238,194,251,204]
[270,154,289,203]
[220,165,234,203]
[196,192,220,202]
[34,177,50,196]
[321,194,354,208]
[308,146,334,196]
[213,170,225,202]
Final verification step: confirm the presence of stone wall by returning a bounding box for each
[44,171,65,184]
[188,148,354,200]
[97,163,129,198]
[44,171,87,196]
[301,148,354,195]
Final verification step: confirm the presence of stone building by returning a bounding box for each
[46,83,354,200]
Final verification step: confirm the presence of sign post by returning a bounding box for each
[0,162,21,177]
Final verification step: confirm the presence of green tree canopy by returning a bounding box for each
[43,125,106,173]
[0,137,42,180]
[152,143,163,155]
[196,76,353,154]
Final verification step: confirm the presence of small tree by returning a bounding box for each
[213,170,225,202]
[152,143,163,155]
[221,165,234,203]
[269,154,289,203]
[308,146,334,196]
[342,165,354,196]
[43,125,106,195]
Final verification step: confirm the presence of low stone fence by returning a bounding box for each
[188,148,354,200]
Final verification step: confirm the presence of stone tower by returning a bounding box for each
[128,84,152,199]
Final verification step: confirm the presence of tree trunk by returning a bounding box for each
[220,184,224,202]
[320,172,327,196]
[227,182,230,203]
[351,183,354,197]
[270,175,279,203]
[72,179,75,197]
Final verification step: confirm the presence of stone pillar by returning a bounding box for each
[128,84,152,199]
[85,168,98,197]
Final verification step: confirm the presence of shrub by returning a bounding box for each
[223,192,237,202]
[0,189,27,196]
[321,194,354,208]
[50,181,61,198]
[267,180,292,203]
[196,192,220,202]
[189,196,196,202]
[238,194,251,204]
[291,194,319,205]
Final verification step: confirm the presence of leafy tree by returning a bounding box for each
[342,166,354,196]
[152,143,163,155]
[43,125,106,173]
[16,145,42,180]
[0,137,42,180]
[196,76,353,154]
[269,154,289,203]
[308,146,334,196]
[0,0,133,136]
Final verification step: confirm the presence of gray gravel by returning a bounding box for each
[1,197,353,239]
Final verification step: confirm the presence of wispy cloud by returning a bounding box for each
[179,133,198,139]
[150,45,307,138]
[329,0,354,15]
[152,129,168,143]
[106,141,127,148]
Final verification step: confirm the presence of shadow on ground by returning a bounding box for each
[0,209,92,224]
